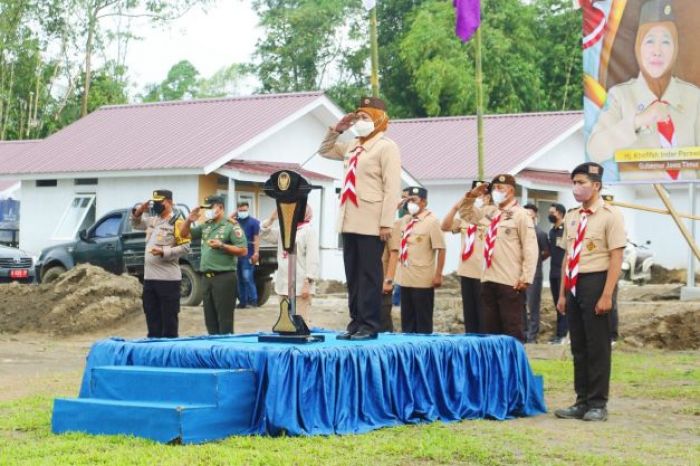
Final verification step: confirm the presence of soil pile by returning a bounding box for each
[0,264,142,335]
[622,305,700,350]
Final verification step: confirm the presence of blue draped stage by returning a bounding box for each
[78,333,546,436]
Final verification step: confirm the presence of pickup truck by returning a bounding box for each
[34,208,277,306]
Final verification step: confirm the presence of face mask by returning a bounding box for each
[573,184,594,203]
[407,202,420,216]
[354,119,375,137]
[152,202,165,215]
[491,190,507,205]
[548,214,558,223]
[474,197,485,209]
[204,209,215,220]
[238,211,249,220]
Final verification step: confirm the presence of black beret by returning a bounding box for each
[640,0,675,25]
[406,186,428,199]
[490,174,516,188]
[151,189,172,201]
[571,162,604,182]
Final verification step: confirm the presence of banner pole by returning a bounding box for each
[689,183,697,287]
[370,7,380,97]
[610,200,700,221]
[475,25,484,180]
[653,184,700,261]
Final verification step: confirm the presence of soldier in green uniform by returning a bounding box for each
[180,195,248,334]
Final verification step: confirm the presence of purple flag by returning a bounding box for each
[454,0,481,42]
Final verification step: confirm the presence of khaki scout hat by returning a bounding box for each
[201,194,226,208]
[571,162,604,182]
[639,0,675,25]
[151,189,172,201]
[490,174,516,188]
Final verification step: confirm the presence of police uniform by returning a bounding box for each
[131,189,191,338]
[587,0,700,181]
[459,174,538,343]
[391,187,446,333]
[189,195,248,335]
[318,96,402,338]
[448,181,489,333]
[559,163,626,420]
[548,221,567,340]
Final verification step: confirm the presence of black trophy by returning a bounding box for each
[258,171,325,344]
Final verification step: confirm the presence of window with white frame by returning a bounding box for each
[52,194,96,240]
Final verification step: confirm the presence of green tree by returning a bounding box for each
[143,60,200,102]
[198,63,252,98]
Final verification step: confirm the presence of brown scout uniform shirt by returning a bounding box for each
[449,216,489,280]
[131,213,191,281]
[391,211,446,288]
[459,200,538,287]
[382,218,402,278]
[562,198,626,273]
[318,129,402,236]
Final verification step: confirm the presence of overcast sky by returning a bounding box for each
[123,0,260,93]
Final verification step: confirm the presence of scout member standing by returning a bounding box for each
[555,162,625,422]
[459,174,537,343]
[441,180,491,333]
[385,186,446,334]
[547,203,568,344]
[180,195,248,335]
[318,96,401,340]
[380,189,410,332]
[131,189,191,338]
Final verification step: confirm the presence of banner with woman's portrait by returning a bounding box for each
[582,0,700,183]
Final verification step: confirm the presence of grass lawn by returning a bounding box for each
[0,349,698,466]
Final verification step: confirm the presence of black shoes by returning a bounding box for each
[554,405,588,420]
[350,331,378,341]
[582,408,608,422]
[336,332,353,340]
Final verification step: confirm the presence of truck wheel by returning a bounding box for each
[256,278,272,306]
[180,264,203,307]
[42,265,67,284]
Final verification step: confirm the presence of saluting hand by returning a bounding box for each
[466,183,489,200]
[187,207,201,223]
[335,113,357,133]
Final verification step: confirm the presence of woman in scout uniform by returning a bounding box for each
[459,174,538,343]
[587,0,700,181]
[131,189,191,338]
[180,195,248,335]
[318,96,402,340]
[385,186,446,334]
[260,205,319,325]
[555,162,626,422]
[441,180,491,333]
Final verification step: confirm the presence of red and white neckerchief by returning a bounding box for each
[483,213,502,269]
[340,146,364,206]
[656,100,679,180]
[564,208,593,296]
[461,224,478,261]
[282,221,310,259]
[400,217,419,267]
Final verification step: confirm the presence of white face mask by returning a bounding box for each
[354,119,375,137]
[407,202,420,216]
[204,209,215,220]
[474,197,485,209]
[492,190,507,205]
[238,211,249,219]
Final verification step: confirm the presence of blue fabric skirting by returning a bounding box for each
[79,332,547,436]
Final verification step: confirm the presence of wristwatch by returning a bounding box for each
[384,278,393,285]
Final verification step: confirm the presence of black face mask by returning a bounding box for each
[548,214,558,223]
[152,202,165,215]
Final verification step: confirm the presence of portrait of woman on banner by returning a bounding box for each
[587,0,700,182]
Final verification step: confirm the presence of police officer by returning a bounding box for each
[131,190,191,338]
[180,195,248,335]
[547,203,568,344]
[441,180,491,333]
[555,162,625,422]
[318,96,401,340]
[459,174,538,342]
[386,186,446,333]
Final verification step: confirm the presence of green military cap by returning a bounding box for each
[357,96,387,111]
[639,0,675,25]
[571,162,604,182]
[201,194,226,208]
[490,174,516,188]
[406,186,428,199]
[151,189,172,201]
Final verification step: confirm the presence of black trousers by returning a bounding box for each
[481,281,526,343]
[524,274,543,342]
[550,275,568,338]
[142,279,180,338]
[342,233,383,334]
[460,276,482,333]
[379,292,394,332]
[566,271,613,409]
[202,271,237,335]
[400,287,435,333]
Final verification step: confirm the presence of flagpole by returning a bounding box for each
[370,7,380,97]
[475,24,484,180]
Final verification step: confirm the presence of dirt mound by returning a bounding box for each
[622,306,700,350]
[0,264,142,335]
[650,265,686,284]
